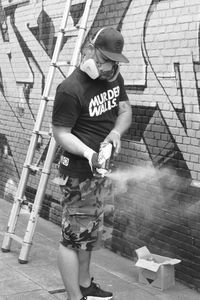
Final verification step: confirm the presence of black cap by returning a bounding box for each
[92,27,129,63]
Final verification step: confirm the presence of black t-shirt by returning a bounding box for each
[52,67,129,179]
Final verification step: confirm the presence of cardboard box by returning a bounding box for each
[135,246,181,290]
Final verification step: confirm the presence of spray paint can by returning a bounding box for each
[96,142,113,176]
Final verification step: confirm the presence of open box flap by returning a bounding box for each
[162,259,181,265]
[135,246,181,272]
[135,258,161,272]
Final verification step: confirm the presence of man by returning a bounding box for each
[52,27,132,300]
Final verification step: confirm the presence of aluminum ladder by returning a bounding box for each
[1,0,93,263]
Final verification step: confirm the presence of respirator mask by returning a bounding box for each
[80,52,120,81]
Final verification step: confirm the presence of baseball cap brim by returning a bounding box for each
[98,48,129,63]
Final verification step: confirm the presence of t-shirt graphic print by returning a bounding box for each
[89,86,119,117]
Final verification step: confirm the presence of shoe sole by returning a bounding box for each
[86,297,113,300]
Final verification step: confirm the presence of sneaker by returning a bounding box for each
[80,278,113,300]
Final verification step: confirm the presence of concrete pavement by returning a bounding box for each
[0,198,199,300]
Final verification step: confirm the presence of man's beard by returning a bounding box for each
[99,70,115,80]
[98,65,119,81]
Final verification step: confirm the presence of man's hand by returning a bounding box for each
[104,130,121,156]
[104,100,132,156]
[83,148,101,171]
[91,152,102,169]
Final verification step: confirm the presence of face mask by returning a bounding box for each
[80,57,119,81]
[80,58,99,79]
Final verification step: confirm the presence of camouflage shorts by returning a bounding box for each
[59,176,112,251]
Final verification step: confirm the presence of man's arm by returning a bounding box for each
[112,100,132,135]
[52,125,101,168]
[104,100,132,154]
[52,126,90,156]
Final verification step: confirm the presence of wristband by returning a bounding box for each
[111,129,121,137]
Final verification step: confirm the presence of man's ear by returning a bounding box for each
[80,43,95,61]
[87,43,96,56]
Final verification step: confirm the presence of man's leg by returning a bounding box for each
[57,243,82,300]
[78,250,92,287]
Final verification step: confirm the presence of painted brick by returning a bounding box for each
[0,0,200,292]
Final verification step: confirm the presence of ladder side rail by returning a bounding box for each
[1,0,73,253]
[18,0,93,263]
[1,134,40,252]
[19,138,57,263]
[33,0,73,126]
[69,0,93,73]
[42,0,73,97]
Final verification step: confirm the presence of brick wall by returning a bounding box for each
[0,0,200,291]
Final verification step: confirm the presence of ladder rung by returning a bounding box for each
[41,96,54,102]
[53,61,71,67]
[64,28,79,37]
[25,164,41,172]
[73,0,87,5]
[34,130,51,136]
[10,233,23,244]
[56,27,78,37]
[38,131,51,136]
[45,96,54,101]
[16,197,24,203]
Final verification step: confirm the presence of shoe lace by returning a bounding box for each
[91,277,101,290]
